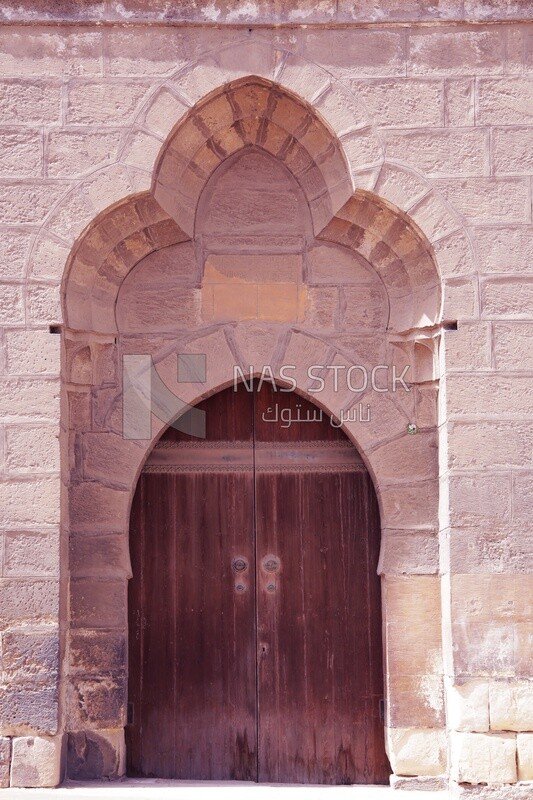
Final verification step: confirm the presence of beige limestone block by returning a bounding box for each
[448,473,511,527]
[409,192,460,242]
[0,80,61,124]
[493,127,533,175]
[0,378,59,420]
[432,230,475,278]
[493,322,533,371]
[4,530,59,579]
[490,681,533,732]
[409,29,504,76]
[444,321,491,371]
[0,478,60,527]
[103,27,191,76]
[387,727,446,777]
[0,737,10,788]
[478,78,533,125]
[0,284,24,324]
[47,130,122,178]
[5,328,61,376]
[121,130,162,171]
[443,278,477,320]
[513,472,533,525]
[352,78,442,127]
[313,83,368,137]
[0,129,42,177]
[10,735,63,788]
[5,424,59,474]
[378,529,439,576]
[481,278,533,318]
[302,29,406,78]
[340,127,383,171]
[448,421,533,470]
[451,731,517,784]
[27,284,62,325]
[445,78,475,127]
[67,80,150,125]
[29,235,70,281]
[434,178,530,224]
[379,479,439,529]
[0,28,101,77]
[446,374,533,417]
[384,128,488,177]
[143,87,189,138]
[0,229,32,280]
[517,733,533,781]
[384,575,443,676]
[474,225,533,275]
[0,579,59,627]
[374,163,429,211]
[448,680,490,732]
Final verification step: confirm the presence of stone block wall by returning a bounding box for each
[0,1,531,793]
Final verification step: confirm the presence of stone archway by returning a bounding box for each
[62,76,443,782]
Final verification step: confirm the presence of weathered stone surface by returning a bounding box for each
[448,679,490,732]
[67,676,126,729]
[70,578,126,629]
[47,130,122,178]
[0,685,58,736]
[69,482,129,533]
[493,322,533,370]
[445,78,475,126]
[448,421,533,469]
[67,728,125,780]
[351,78,442,127]
[517,733,533,781]
[435,178,530,224]
[10,735,63,788]
[451,731,517,784]
[481,278,533,318]
[0,738,10,788]
[386,727,446,776]
[5,329,60,376]
[384,575,443,676]
[0,478,60,527]
[70,532,131,579]
[2,629,59,684]
[445,322,491,371]
[69,631,126,677]
[0,80,61,124]
[67,80,150,124]
[383,129,488,177]
[0,579,59,626]
[379,529,439,576]
[5,425,59,474]
[490,681,533,732]
[409,29,504,75]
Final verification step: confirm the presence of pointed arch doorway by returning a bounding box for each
[126,382,390,785]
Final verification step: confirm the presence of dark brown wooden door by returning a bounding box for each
[127,383,390,784]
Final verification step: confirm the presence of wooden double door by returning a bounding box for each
[127,383,389,784]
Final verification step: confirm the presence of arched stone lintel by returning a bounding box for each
[62,193,189,333]
[152,76,354,237]
[319,190,442,333]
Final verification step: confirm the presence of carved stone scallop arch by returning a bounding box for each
[58,70,446,783]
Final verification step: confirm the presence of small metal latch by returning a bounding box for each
[379,698,385,722]
[127,702,134,725]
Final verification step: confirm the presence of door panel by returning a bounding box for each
[127,386,257,780]
[254,384,389,784]
[127,383,389,784]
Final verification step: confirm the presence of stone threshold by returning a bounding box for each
[2,779,451,799]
